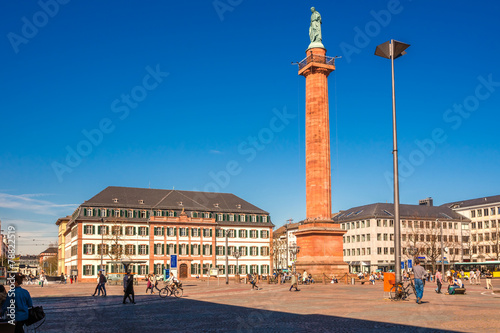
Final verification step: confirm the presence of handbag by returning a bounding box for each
[26,306,45,326]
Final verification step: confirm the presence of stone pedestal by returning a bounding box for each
[294,221,348,280]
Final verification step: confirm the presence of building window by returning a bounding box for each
[377,220,381,227]
[478,221,483,229]
[250,247,258,256]
[356,235,360,242]
[114,210,120,217]
[261,247,270,256]
[367,248,371,255]
[141,211,147,218]
[192,228,200,237]
[377,247,382,255]
[156,210,162,217]
[390,234,394,241]
[83,265,94,276]
[227,229,236,238]
[471,210,476,218]
[356,222,360,228]
[216,246,224,255]
[402,220,406,228]
[384,248,388,255]
[250,230,258,238]
[125,244,135,255]
[168,244,175,254]
[203,244,211,256]
[203,212,210,218]
[154,227,163,236]
[167,227,176,237]
[180,244,188,255]
[125,226,134,235]
[139,245,148,255]
[239,247,247,256]
[377,233,381,241]
[262,216,268,223]
[101,209,107,217]
[362,248,365,255]
[154,243,164,255]
[179,228,188,237]
[229,265,236,275]
[383,234,388,241]
[192,245,200,255]
[229,214,234,222]
[485,221,490,228]
[252,215,257,222]
[87,208,93,217]
[240,215,246,222]
[203,229,211,237]
[83,244,94,255]
[84,225,94,235]
[217,214,223,222]
[111,226,122,235]
[139,227,148,236]
[169,211,174,217]
[478,209,482,217]
[484,208,489,216]
[97,244,108,255]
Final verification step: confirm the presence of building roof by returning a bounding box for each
[81,186,269,215]
[441,195,500,209]
[273,222,300,237]
[40,247,58,255]
[333,202,468,223]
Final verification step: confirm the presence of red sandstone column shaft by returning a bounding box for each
[300,48,334,220]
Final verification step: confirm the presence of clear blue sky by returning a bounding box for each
[1,1,500,255]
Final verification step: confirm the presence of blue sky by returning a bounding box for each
[1,1,499,255]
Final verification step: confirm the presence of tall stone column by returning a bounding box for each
[301,47,334,221]
[294,46,348,279]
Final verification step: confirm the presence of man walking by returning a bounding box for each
[98,271,107,296]
[435,269,443,294]
[413,260,428,304]
[289,273,300,291]
[123,271,135,304]
[485,270,493,290]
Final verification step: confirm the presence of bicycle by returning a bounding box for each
[159,281,183,298]
[390,279,416,301]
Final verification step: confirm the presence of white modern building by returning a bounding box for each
[443,195,500,262]
[334,199,469,273]
[272,222,299,271]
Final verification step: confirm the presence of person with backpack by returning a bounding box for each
[2,274,33,332]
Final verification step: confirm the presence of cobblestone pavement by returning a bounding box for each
[18,279,500,332]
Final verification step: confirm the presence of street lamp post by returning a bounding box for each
[100,218,105,272]
[438,219,445,275]
[225,230,229,285]
[233,250,241,282]
[375,39,410,284]
[289,243,300,274]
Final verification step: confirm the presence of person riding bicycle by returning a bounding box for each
[166,272,182,289]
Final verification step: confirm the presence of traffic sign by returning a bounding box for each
[408,259,413,268]
[401,261,405,270]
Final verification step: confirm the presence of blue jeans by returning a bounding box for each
[415,278,424,300]
[97,283,106,296]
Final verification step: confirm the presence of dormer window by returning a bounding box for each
[139,200,144,204]
[113,198,118,203]
[236,204,241,209]
[214,203,219,208]
[178,201,183,206]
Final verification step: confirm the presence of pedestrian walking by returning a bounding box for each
[123,271,136,304]
[92,271,101,296]
[39,273,46,288]
[98,271,107,296]
[469,270,475,285]
[248,273,259,290]
[413,260,428,304]
[289,273,300,291]
[475,268,481,285]
[435,269,443,294]
[485,270,493,290]
[60,272,66,284]
[145,274,153,294]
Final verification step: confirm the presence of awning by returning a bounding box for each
[349,261,360,265]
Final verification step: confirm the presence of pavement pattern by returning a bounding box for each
[13,279,500,332]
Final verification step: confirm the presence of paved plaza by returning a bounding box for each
[18,279,500,332]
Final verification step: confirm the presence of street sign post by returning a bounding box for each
[408,259,413,269]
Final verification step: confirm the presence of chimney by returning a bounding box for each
[419,197,433,206]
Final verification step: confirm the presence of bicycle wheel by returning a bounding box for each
[173,287,183,298]
[159,287,170,298]
[389,284,403,300]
